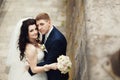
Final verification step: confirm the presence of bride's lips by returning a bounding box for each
[33,33,38,37]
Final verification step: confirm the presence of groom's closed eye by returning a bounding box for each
[40,23,44,26]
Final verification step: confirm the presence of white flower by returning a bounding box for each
[57,55,72,74]
[41,44,47,52]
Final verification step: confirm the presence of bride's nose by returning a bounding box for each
[34,30,38,34]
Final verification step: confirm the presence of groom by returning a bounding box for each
[29,12,69,80]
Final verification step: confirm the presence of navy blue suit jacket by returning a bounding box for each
[29,26,69,80]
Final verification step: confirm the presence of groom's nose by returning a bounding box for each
[38,26,42,30]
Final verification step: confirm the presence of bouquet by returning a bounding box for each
[57,55,72,74]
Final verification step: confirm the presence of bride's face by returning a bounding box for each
[28,24,38,40]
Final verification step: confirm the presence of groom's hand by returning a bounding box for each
[25,64,29,70]
[24,57,30,70]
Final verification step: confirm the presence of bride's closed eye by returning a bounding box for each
[30,29,34,32]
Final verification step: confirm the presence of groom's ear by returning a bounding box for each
[48,20,51,25]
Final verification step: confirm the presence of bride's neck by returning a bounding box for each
[29,39,37,45]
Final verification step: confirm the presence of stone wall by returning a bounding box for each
[66,0,88,80]
[0,0,3,6]
[85,0,120,80]
[66,0,120,80]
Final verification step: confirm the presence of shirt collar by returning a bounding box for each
[45,25,53,40]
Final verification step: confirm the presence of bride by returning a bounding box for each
[6,18,57,80]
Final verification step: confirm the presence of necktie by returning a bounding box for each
[42,35,45,44]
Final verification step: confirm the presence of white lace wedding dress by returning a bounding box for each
[8,49,47,80]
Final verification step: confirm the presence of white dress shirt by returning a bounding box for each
[44,25,53,43]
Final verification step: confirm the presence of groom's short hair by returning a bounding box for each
[36,13,50,21]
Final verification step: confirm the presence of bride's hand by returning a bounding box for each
[44,65,50,71]
[49,63,58,70]
[44,63,58,71]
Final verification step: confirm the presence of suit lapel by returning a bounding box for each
[45,27,55,50]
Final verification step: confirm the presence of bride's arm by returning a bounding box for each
[25,44,51,73]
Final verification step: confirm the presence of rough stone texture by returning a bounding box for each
[0,0,3,6]
[0,0,66,80]
[66,0,88,80]
[85,0,120,80]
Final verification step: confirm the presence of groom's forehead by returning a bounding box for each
[36,20,46,26]
[36,19,48,24]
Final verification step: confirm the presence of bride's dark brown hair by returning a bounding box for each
[18,19,40,60]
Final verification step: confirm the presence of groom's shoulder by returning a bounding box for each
[53,26,64,37]
[54,29,64,38]
[53,27,66,42]
[52,28,67,45]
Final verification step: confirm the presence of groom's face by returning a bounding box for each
[36,19,51,35]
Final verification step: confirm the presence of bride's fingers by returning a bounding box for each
[44,65,50,71]
[50,63,58,70]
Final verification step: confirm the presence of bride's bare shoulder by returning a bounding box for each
[25,44,37,55]
[26,43,35,50]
